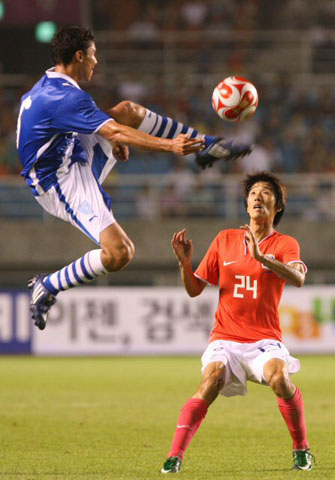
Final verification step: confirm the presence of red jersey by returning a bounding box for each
[195,229,307,343]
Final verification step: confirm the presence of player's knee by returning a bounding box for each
[109,100,145,128]
[104,239,135,272]
[203,365,226,392]
[115,239,135,269]
[267,365,291,395]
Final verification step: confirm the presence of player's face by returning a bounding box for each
[80,42,98,82]
[246,182,280,224]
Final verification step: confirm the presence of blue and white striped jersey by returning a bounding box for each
[17,68,111,196]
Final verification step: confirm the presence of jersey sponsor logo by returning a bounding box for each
[223,260,237,266]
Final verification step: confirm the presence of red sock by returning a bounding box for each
[277,387,309,450]
[168,398,208,460]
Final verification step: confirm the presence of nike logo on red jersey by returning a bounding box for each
[223,260,237,266]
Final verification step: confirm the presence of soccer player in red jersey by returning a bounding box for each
[161,171,313,473]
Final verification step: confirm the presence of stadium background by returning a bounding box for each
[0,0,334,355]
[0,2,335,479]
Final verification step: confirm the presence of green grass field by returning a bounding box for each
[0,356,334,480]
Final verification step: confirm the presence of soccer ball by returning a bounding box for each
[212,76,258,122]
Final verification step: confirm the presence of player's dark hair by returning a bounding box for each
[242,171,286,226]
[51,24,94,66]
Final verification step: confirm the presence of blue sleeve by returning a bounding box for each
[52,89,111,134]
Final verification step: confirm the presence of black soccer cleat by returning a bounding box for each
[195,137,252,169]
[28,274,56,330]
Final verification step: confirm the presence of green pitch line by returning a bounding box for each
[0,356,333,480]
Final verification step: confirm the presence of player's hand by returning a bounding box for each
[240,224,263,262]
[171,229,194,265]
[171,134,204,156]
[113,142,129,162]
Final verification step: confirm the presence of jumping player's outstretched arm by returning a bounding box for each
[98,120,204,156]
[171,229,207,297]
[241,225,306,287]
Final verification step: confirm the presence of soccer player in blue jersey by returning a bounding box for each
[17,24,251,330]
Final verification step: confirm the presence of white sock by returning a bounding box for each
[138,108,206,141]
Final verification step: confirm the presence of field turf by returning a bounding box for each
[0,355,334,480]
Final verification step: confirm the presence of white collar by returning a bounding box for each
[45,67,81,90]
[258,229,276,245]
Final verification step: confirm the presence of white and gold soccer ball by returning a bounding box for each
[212,76,258,122]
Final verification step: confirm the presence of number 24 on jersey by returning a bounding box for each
[233,275,258,299]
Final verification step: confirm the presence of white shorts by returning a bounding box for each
[201,339,300,397]
[36,135,117,245]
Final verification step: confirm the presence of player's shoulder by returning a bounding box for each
[22,75,46,99]
[215,228,244,243]
[27,74,85,101]
[47,78,96,115]
[216,228,244,238]
[52,79,88,100]
[45,73,91,99]
[271,230,300,247]
[272,230,298,242]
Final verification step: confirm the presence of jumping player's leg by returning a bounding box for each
[161,361,225,473]
[40,162,135,290]
[100,222,134,271]
[264,358,312,470]
[109,101,252,169]
[108,101,146,129]
[30,221,135,330]
[29,163,135,330]
[43,222,134,294]
[109,100,214,145]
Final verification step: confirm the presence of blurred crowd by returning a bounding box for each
[92,0,334,33]
[1,75,333,177]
